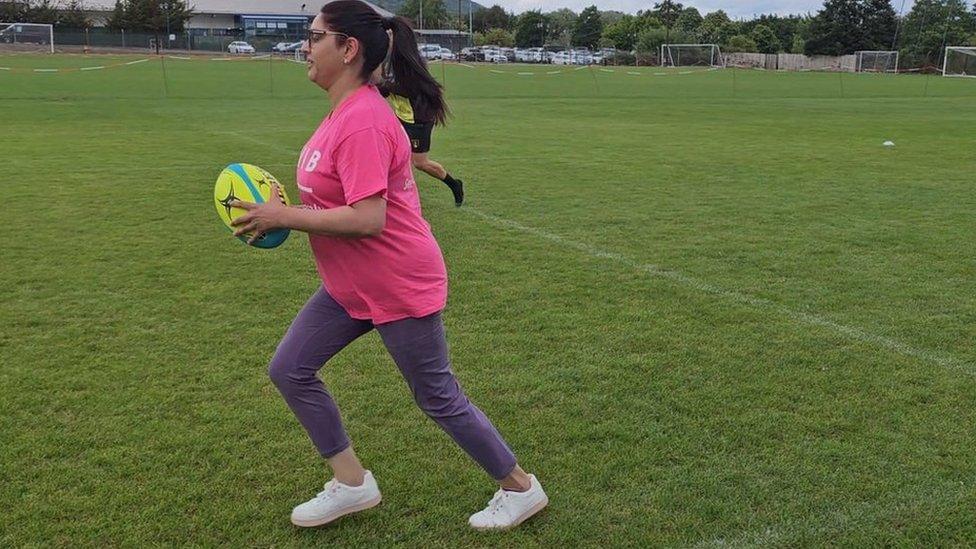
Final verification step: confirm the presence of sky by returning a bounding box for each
[491,0,917,18]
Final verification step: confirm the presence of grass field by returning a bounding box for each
[3,53,976,546]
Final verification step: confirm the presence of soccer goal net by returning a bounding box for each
[943,46,976,78]
[855,50,898,73]
[661,44,725,68]
[0,22,54,53]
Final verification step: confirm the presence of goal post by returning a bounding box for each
[0,22,54,53]
[661,44,725,68]
[943,46,976,78]
[855,50,899,73]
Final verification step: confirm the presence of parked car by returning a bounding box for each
[460,47,484,62]
[485,52,509,63]
[438,47,456,60]
[551,51,572,65]
[418,43,442,60]
[273,41,303,52]
[228,41,255,54]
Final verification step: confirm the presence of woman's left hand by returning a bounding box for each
[230,183,289,245]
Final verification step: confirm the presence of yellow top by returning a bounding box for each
[387,93,415,124]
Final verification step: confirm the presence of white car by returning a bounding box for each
[273,41,302,52]
[485,52,509,63]
[418,44,442,60]
[228,41,255,54]
[438,47,456,60]
[551,51,572,65]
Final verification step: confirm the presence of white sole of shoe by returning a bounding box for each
[470,495,549,531]
[290,495,382,528]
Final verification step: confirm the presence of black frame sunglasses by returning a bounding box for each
[306,29,348,44]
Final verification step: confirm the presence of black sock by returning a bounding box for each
[440,173,464,206]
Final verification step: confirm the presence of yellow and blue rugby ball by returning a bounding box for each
[214,163,291,249]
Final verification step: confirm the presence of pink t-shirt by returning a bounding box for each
[296,85,447,324]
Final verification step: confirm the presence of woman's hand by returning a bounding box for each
[230,183,289,245]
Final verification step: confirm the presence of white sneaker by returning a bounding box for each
[290,471,382,527]
[468,474,548,531]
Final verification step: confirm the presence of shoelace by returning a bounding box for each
[315,479,340,500]
[486,490,509,515]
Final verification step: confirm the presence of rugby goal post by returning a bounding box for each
[855,50,899,73]
[661,44,725,68]
[943,46,976,78]
[0,22,54,53]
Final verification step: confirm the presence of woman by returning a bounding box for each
[229,0,547,531]
[375,31,465,207]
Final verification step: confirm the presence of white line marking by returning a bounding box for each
[80,66,105,71]
[464,208,973,376]
[33,68,58,72]
[125,58,150,65]
[627,71,642,75]
[0,67,10,70]
[516,72,534,76]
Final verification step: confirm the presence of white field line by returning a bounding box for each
[80,65,105,71]
[0,67,10,71]
[517,72,534,76]
[33,68,58,72]
[125,58,150,65]
[627,71,642,75]
[209,128,971,375]
[464,208,973,376]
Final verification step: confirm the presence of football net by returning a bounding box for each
[661,44,725,68]
[855,50,899,73]
[943,46,976,78]
[0,22,54,53]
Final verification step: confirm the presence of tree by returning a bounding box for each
[899,0,976,67]
[698,10,732,43]
[58,0,92,28]
[637,26,691,54]
[0,1,26,22]
[98,1,191,33]
[471,4,510,32]
[602,14,638,50]
[24,0,59,24]
[400,0,449,29]
[572,5,603,48]
[751,23,781,53]
[726,34,757,52]
[652,0,683,40]
[675,6,702,34]
[514,10,546,47]
[791,34,805,53]
[600,10,625,26]
[545,8,577,46]
[861,0,897,50]
[105,0,128,30]
[481,26,514,46]
[804,0,865,55]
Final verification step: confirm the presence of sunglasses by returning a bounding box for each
[306,29,348,44]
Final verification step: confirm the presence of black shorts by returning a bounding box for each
[400,120,434,153]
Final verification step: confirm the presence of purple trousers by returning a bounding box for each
[268,288,518,480]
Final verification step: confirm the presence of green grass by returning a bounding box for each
[3,54,976,546]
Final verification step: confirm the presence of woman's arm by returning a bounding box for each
[231,184,386,243]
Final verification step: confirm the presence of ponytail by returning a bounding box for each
[319,2,447,125]
[383,15,449,125]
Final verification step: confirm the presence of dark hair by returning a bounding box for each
[320,0,448,125]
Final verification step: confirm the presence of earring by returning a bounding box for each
[343,59,349,64]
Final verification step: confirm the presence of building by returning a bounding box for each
[82,0,394,38]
